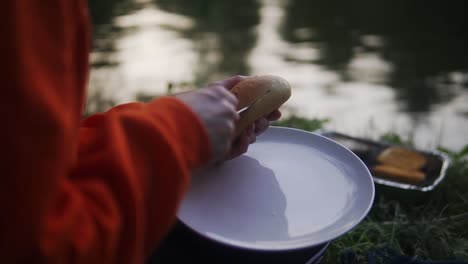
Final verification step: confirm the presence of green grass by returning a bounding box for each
[274,117,468,263]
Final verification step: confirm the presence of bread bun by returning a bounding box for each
[230,75,291,136]
[372,164,426,183]
[376,147,427,170]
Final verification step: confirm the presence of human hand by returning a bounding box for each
[227,109,281,160]
[175,76,244,164]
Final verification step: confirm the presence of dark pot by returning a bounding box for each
[149,221,330,264]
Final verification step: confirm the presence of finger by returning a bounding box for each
[265,109,281,121]
[211,75,248,90]
[245,123,255,140]
[247,123,255,135]
[226,118,236,138]
[254,118,269,135]
[211,85,238,106]
[227,123,253,159]
[220,99,239,123]
[218,86,239,106]
[228,133,250,160]
[219,95,237,113]
[249,133,256,144]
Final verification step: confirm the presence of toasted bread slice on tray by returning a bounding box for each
[372,164,426,183]
[376,147,427,171]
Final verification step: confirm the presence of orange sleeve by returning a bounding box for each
[0,1,211,263]
[42,99,211,263]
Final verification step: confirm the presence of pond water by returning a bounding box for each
[87,0,468,150]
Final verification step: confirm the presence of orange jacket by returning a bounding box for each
[0,1,210,263]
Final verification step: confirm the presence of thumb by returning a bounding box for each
[210,75,248,90]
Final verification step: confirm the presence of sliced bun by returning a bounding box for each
[230,75,291,136]
[372,164,426,183]
[376,147,427,171]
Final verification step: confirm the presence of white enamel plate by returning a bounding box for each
[178,127,375,251]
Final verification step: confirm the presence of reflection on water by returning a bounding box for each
[155,0,260,85]
[87,0,468,149]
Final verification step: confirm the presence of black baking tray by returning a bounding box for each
[319,131,450,192]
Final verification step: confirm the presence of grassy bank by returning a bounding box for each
[274,117,468,263]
